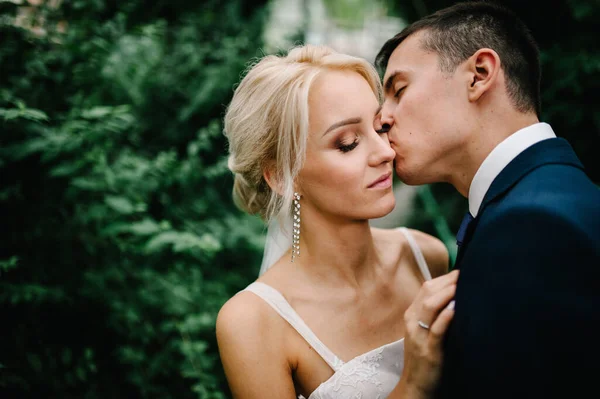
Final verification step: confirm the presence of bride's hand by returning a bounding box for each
[401,269,459,397]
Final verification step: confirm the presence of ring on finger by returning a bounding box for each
[418,320,430,330]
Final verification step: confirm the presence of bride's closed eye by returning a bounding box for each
[336,134,359,153]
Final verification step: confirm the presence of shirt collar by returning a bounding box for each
[468,122,557,217]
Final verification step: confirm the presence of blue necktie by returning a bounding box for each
[456,211,474,247]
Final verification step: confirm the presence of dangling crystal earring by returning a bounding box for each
[292,192,301,262]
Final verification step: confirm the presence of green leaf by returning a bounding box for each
[0,282,66,304]
[144,231,222,254]
[50,161,86,177]
[21,109,50,122]
[0,256,19,274]
[0,107,49,122]
[71,177,106,191]
[81,106,115,120]
[2,138,49,160]
[104,195,135,214]
[129,218,161,236]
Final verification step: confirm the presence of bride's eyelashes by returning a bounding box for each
[336,134,359,153]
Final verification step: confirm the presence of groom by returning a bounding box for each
[375,2,600,399]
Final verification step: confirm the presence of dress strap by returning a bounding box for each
[398,227,432,281]
[244,282,344,371]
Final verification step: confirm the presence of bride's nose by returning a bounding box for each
[369,132,395,166]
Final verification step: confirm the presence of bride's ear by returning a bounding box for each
[263,162,284,196]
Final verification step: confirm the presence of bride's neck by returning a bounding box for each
[296,214,379,288]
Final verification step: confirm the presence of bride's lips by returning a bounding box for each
[368,172,392,189]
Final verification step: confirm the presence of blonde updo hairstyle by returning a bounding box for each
[224,44,382,223]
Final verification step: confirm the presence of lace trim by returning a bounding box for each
[330,347,385,398]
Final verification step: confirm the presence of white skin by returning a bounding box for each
[217,68,456,399]
[378,31,539,197]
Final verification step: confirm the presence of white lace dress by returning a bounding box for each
[244,228,433,399]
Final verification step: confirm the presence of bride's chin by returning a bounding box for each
[381,202,397,218]
[368,197,396,219]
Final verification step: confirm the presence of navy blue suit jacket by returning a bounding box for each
[435,138,600,399]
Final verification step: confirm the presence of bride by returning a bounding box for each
[216,44,458,399]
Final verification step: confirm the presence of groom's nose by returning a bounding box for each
[378,102,395,133]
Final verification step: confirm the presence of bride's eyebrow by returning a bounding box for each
[322,117,362,137]
[321,106,382,137]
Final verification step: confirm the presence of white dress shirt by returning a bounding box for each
[468,122,557,217]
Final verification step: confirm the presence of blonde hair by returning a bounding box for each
[223,44,382,222]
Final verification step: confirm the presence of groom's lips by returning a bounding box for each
[368,172,392,189]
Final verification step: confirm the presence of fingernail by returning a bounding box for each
[446,300,455,310]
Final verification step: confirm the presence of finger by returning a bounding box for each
[428,300,455,344]
[413,284,456,328]
[431,269,459,285]
[421,270,459,296]
[411,269,459,305]
[404,270,459,326]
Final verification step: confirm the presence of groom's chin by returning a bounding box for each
[393,165,415,185]
[393,160,429,185]
[393,168,428,186]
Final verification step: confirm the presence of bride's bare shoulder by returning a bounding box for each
[371,226,404,250]
[406,228,449,278]
[216,288,283,351]
[216,286,297,396]
[371,227,449,278]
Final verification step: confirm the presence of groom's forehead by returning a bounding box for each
[383,41,442,89]
[382,34,424,78]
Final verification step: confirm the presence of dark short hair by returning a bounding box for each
[375,1,541,116]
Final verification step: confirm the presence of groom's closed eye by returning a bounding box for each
[394,86,406,98]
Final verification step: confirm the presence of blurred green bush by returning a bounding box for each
[0,1,268,397]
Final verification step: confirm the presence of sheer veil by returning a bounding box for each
[258,214,292,276]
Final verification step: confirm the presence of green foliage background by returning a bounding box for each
[1,0,268,397]
[0,0,597,398]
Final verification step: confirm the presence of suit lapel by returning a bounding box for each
[478,138,583,215]
[454,138,583,268]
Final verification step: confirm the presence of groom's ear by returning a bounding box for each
[466,48,501,103]
[263,163,285,196]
